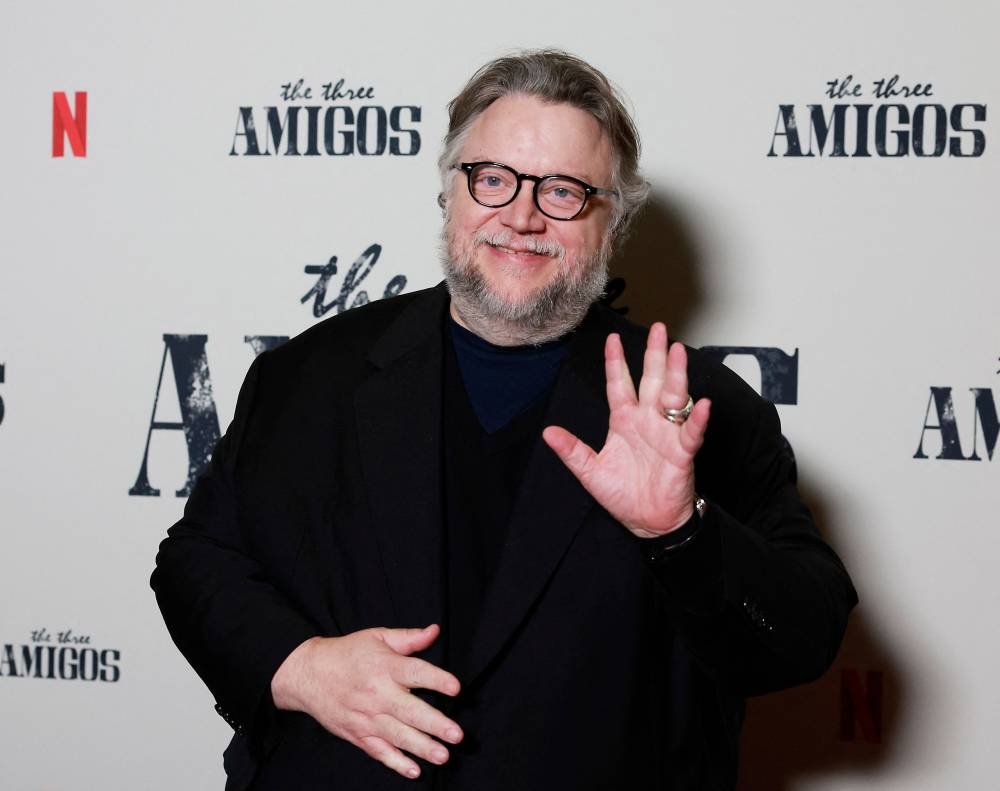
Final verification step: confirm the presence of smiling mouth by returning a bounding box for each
[488,243,555,257]
[471,230,566,260]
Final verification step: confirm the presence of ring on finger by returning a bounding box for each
[663,395,694,425]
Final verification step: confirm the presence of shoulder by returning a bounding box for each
[259,284,444,375]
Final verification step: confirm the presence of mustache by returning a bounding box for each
[472,229,566,259]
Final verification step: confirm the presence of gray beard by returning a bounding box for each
[440,227,610,346]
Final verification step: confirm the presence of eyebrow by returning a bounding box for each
[469,156,599,185]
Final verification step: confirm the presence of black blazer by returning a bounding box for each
[152,284,856,791]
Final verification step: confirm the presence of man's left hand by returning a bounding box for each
[542,323,710,539]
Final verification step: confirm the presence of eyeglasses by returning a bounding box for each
[456,161,617,221]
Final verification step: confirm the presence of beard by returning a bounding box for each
[441,224,611,346]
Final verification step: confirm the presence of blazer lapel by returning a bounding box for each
[461,307,614,686]
[354,286,449,661]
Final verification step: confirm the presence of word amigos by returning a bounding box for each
[768,103,986,157]
[231,105,421,156]
[914,385,998,461]
[2,629,121,683]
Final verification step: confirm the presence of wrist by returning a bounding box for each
[271,635,324,712]
[629,492,705,539]
[638,495,707,561]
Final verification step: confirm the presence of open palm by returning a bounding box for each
[542,323,710,538]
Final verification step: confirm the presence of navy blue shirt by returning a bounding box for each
[447,317,569,433]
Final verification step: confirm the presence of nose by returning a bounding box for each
[498,181,547,234]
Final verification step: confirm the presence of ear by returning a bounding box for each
[605,215,623,247]
[608,206,636,246]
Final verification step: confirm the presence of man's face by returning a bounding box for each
[442,93,615,344]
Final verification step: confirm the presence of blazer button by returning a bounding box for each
[742,598,772,632]
[215,703,244,733]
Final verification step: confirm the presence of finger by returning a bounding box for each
[542,426,598,487]
[660,339,690,411]
[357,733,422,779]
[373,713,451,766]
[387,689,464,744]
[637,323,668,407]
[380,624,440,656]
[391,655,461,697]
[677,399,711,456]
[604,333,636,409]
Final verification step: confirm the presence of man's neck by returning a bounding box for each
[448,301,576,347]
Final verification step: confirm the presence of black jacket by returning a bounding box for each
[152,283,857,790]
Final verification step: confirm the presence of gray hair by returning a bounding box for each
[439,49,649,238]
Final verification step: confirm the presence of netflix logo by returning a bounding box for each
[52,91,87,157]
[840,669,883,743]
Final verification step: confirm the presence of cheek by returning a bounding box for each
[577,218,612,257]
[445,204,478,240]
[444,212,487,264]
[559,228,597,259]
[449,189,495,227]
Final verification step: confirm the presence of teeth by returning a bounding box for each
[491,244,546,256]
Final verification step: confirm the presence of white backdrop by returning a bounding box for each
[2,1,998,788]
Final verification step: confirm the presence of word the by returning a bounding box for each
[302,244,406,318]
[279,78,376,102]
[824,74,934,100]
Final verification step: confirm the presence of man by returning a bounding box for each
[153,50,856,790]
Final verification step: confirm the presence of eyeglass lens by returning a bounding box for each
[469,164,587,219]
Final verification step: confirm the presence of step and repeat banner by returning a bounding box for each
[1,2,997,789]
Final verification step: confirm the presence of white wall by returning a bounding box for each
[1,2,997,788]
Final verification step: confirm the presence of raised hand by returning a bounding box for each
[542,323,710,538]
[271,624,463,780]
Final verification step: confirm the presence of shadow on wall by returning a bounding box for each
[605,191,704,337]
[736,477,906,791]
[611,195,908,789]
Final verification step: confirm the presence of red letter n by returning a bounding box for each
[52,91,87,157]
[839,669,883,743]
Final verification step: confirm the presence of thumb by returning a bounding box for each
[542,425,597,485]
[380,623,440,655]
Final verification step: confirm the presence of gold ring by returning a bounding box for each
[663,395,694,425]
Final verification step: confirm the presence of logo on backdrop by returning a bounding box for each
[1,628,121,682]
[768,74,987,157]
[700,346,799,405]
[608,287,799,405]
[302,243,406,318]
[129,333,795,498]
[129,244,406,496]
[52,91,87,158]
[840,668,883,743]
[914,356,999,461]
[230,77,421,157]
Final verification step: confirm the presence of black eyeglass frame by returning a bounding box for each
[456,161,617,221]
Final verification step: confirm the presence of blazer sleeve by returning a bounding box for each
[646,388,858,697]
[150,352,321,750]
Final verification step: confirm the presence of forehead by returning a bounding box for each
[460,94,612,184]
